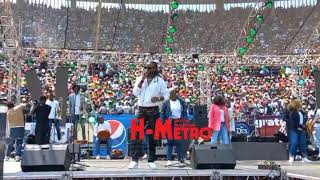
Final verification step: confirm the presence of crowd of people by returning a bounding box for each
[14,3,320,54]
[0,52,318,123]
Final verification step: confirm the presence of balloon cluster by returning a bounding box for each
[164,0,179,54]
[238,0,273,56]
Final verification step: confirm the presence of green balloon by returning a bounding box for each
[171,13,178,20]
[168,25,177,34]
[26,58,34,66]
[167,36,174,44]
[250,28,257,37]
[256,15,264,23]
[239,47,247,56]
[129,63,136,69]
[246,36,253,44]
[176,64,182,71]
[164,47,173,54]
[264,0,273,8]
[170,1,179,9]
[198,64,205,71]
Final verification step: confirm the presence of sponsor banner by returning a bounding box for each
[235,122,252,136]
[254,115,287,136]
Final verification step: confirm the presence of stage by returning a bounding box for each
[4,159,320,180]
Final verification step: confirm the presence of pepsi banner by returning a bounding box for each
[97,115,132,158]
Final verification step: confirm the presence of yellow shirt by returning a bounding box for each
[7,104,25,128]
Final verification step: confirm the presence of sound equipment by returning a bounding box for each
[232,142,288,161]
[68,143,81,162]
[192,105,208,128]
[156,146,168,157]
[55,67,69,98]
[190,144,236,169]
[314,70,320,106]
[24,70,42,101]
[21,144,71,172]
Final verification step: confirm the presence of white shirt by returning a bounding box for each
[170,100,182,119]
[75,94,81,115]
[298,111,303,125]
[219,109,225,122]
[46,100,59,119]
[132,76,169,107]
[94,121,112,137]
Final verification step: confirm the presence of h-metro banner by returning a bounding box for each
[130,118,213,141]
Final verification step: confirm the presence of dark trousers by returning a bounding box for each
[71,115,86,140]
[49,119,61,140]
[288,129,308,157]
[6,127,24,157]
[167,119,184,161]
[130,106,159,162]
[35,125,49,145]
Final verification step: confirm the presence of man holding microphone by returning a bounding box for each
[129,60,169,169]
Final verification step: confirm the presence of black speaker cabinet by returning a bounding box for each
[191,144,236,169]
[193,105,208,128]
[21,144,71,172]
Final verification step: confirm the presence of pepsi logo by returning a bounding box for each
[108,120,127,148]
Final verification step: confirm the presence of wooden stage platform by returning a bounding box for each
[4,159,320,180]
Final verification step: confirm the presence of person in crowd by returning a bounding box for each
[68,84,86,140]
[161,87,188,166]
[5,101,26,161]
[94,116,112,160]
[128,60,169,169]
[227,101,235,140]
[285,99,312,163]
[208,95,231,144]
[46,93,61,142]
[32,96,51,145]
[97,103,108,115]
[311,104,320,158]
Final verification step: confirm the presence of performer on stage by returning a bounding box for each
[129,60,169,169]
[94,116,112,160]
[285,99,312,163]
[32,96,51,145]
[5,101,26,161]
[46,93,61,142]
[208,95,231,144]
[161,87,188,166]
[68,84,86,140]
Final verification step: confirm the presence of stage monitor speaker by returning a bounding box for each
[24,70,42,101]
[314,70,320,106]
[55,67,69,98]
[190,144,236,169]
[21,144,71,172]
[232,142,288,161]
[193,105,208,128]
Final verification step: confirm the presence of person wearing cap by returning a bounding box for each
[129,60,169,169]
[5,101,26,161]
[94,116,112,160]
[161,87,188,166]
[68,84,86,140]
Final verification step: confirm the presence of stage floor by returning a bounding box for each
[4,159,320,180]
